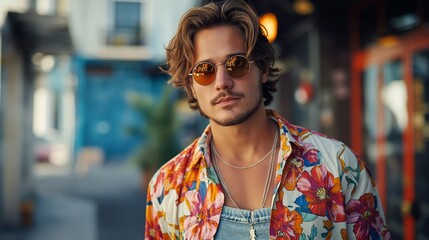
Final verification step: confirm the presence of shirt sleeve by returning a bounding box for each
[341,145,392,240]
[144,173,170,240]
[144,177,159,239]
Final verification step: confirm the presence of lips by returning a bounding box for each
[211,91,245,106]
[216,96,240,104]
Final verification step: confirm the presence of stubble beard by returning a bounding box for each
[199,86,264,127]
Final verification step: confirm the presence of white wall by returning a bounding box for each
[146,0,197,60]
[69,0,197,61]
[0,0,29,26]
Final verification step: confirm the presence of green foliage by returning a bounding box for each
[126,87,180,170]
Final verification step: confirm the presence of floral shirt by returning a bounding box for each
[145,110,391,240]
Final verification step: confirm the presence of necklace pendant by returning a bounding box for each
[249,225,256,240]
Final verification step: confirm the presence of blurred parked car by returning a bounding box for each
[34,136,69,166]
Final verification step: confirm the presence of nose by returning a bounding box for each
[213,63,234,90]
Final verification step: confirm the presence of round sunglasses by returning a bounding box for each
[189,55,254,86]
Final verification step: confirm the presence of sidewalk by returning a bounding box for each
[0,164,147,240]
[29,193,97,240]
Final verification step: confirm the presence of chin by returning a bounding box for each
[212,114,248,126]
[210,104,261,127]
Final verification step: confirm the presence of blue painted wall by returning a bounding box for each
[73,56,170,163]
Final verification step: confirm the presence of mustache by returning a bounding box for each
[211,90,245,105]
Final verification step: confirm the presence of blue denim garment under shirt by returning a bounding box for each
[214,206,271,240]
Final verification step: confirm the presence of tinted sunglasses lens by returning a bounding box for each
[226,56,250,78]
[193,62,215,85]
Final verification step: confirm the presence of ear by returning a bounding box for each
[261,66,269,83]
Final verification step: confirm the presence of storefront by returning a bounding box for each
[351,20,429,240]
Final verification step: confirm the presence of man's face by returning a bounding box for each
[191,25,268,126]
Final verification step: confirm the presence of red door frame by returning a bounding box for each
[351,27,429,240]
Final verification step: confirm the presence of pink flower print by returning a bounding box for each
[346,193,390,239]
[297,164,346,222]
[183,188,223,240]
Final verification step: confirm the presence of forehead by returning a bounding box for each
[193,25,246,63]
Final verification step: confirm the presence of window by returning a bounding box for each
[107,1,143,46]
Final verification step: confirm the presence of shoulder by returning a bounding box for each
[161,139,198,173]
[284,120,362,173]
[272,110,352,158]
[306,129,362,170]
[307,130,357,159]
[147,138,200,199]
[272,110,360,170]
[284,118,354,156]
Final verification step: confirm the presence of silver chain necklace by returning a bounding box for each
[211,131,278,240]
[212,131,276,169]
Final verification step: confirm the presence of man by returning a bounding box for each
[145,0,391,239]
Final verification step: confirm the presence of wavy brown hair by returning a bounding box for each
[163,0,279,110]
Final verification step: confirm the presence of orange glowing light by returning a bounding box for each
[259,13,278,43]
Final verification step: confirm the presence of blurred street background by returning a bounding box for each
[0,0,429,239]
[2,164,146,240]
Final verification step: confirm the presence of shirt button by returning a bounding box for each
[277,230,285,237]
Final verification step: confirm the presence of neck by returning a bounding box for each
[210,108,277,165]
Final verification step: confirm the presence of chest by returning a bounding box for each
[215,160,276,210]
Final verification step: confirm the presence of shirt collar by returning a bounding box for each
[188,109,308,169]
[269,109,309,150]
